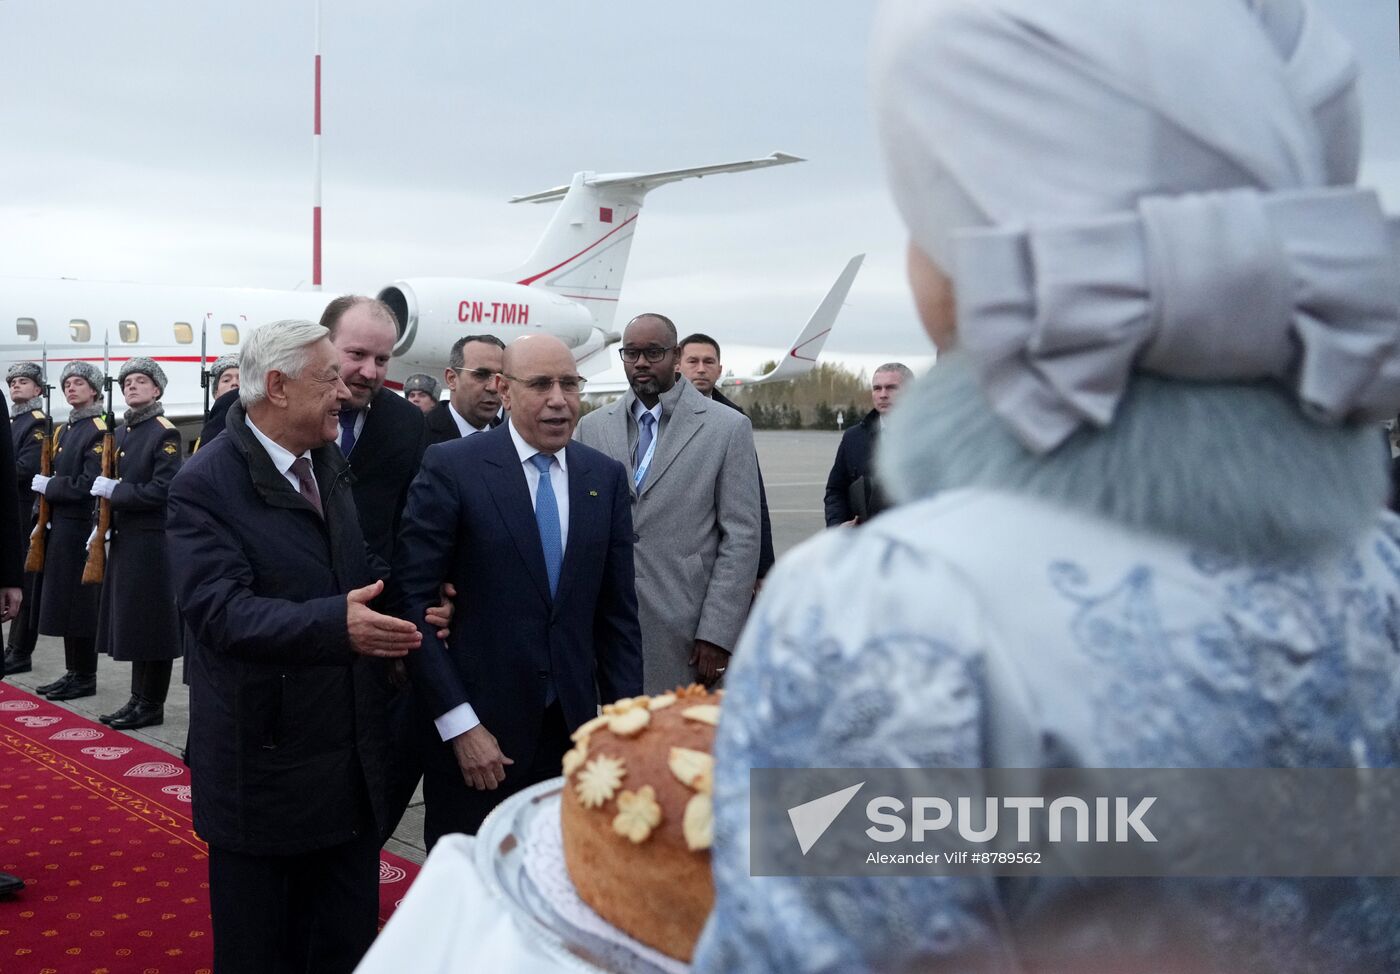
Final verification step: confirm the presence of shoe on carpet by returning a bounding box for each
[110,700,163,731]
[0,872,23,898]
[100,695,140,725]
[2,649,32,675]
[36,671,75,696]
[47,674,96,701]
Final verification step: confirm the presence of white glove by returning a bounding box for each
[30,474,51,495]
[91,476,119,499]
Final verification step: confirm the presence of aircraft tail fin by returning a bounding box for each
[501,152,803,331]
[725,254,864,388]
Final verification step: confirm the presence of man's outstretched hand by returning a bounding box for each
[346,580,421,658]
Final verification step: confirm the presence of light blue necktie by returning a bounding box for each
[634,411,656,488]
[530,453,562,598]
[339,410,359,455]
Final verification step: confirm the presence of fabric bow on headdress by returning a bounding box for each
[956,187,1400,452]
[873,0,1400,453]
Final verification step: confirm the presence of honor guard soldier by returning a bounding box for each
[193,354,240,452]
[3,362,48,674]
[31,361,106,700]
[403,373,440,415]
[93,357,183,729]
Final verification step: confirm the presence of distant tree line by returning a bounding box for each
[584,361,874,430]
[728,361,871,431]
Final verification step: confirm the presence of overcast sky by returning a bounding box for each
[2,1,1397,379]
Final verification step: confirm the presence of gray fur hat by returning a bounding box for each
[209,353,240,384]
[118,356,167,394]
[5,362,44,385]
[404,373,439,397]
[59,360,104,394]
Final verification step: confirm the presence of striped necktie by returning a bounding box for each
[290,456,322,517]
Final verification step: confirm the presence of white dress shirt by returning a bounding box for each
[245,417,313,493]
[630,398,663,438]
[448,403,488,438]
[433,418,571,742]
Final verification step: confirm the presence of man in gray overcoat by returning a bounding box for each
[576,313,760,692]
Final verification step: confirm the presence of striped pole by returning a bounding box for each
[312,0,323,289]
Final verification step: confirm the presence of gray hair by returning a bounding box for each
[239,320,330,407]
[873,362,914,384]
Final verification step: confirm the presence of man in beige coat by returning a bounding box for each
[576,313,760,693]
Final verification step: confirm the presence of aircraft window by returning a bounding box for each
[173,322,193,345]
[119,320,139,343]
[16,318,37,342]
[221,323,239,345]
[69,319,91,342]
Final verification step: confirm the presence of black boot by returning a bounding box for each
[2,648,32,675]
[47,673,96,701]
[100,695,140,725]
[36,671,75,696]
[110,698,163,730]
[0,872,23,897]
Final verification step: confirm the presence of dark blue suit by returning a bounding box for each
[395,423,642,842]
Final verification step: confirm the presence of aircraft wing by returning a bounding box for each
[723,254,864,388]
[581,377,632,398]
[509,152,805,205]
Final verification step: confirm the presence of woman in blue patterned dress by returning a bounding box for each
[693,1,1400,971]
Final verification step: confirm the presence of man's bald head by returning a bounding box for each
[503,334,575,376]
[502,335,583,452]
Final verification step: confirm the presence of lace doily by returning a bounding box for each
[522,797,689,974]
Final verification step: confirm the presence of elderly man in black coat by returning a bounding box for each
[168,319,435,974]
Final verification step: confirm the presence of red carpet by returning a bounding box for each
[0,681,419,973]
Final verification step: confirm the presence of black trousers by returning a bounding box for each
[64,635,96,676]
[378,682,423,844]
[131,658,172,703]
[207,826,380,974]
[422,702,570,851]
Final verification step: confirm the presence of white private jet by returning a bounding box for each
[0,151,859,421]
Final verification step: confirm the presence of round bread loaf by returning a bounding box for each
[560,685,721,962]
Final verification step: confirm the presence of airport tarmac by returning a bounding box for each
[4,429,845,864]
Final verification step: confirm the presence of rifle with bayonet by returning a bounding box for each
[200,317,211,422]
[82,335,116,585]
[23,346,53,573]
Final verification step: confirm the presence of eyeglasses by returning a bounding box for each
[618,346,676,364]
[501,373,587,395]
[452,367,498,383]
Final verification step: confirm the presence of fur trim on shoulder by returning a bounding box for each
[880,352,1388,560]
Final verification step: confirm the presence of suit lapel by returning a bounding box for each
[639,391,703,497]
[481,430,552,606]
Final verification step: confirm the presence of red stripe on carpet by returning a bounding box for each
[0,681,420,971]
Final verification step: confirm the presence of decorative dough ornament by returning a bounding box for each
[680,704,720,727]
[576,754,626,808]
[612,785,664,844]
